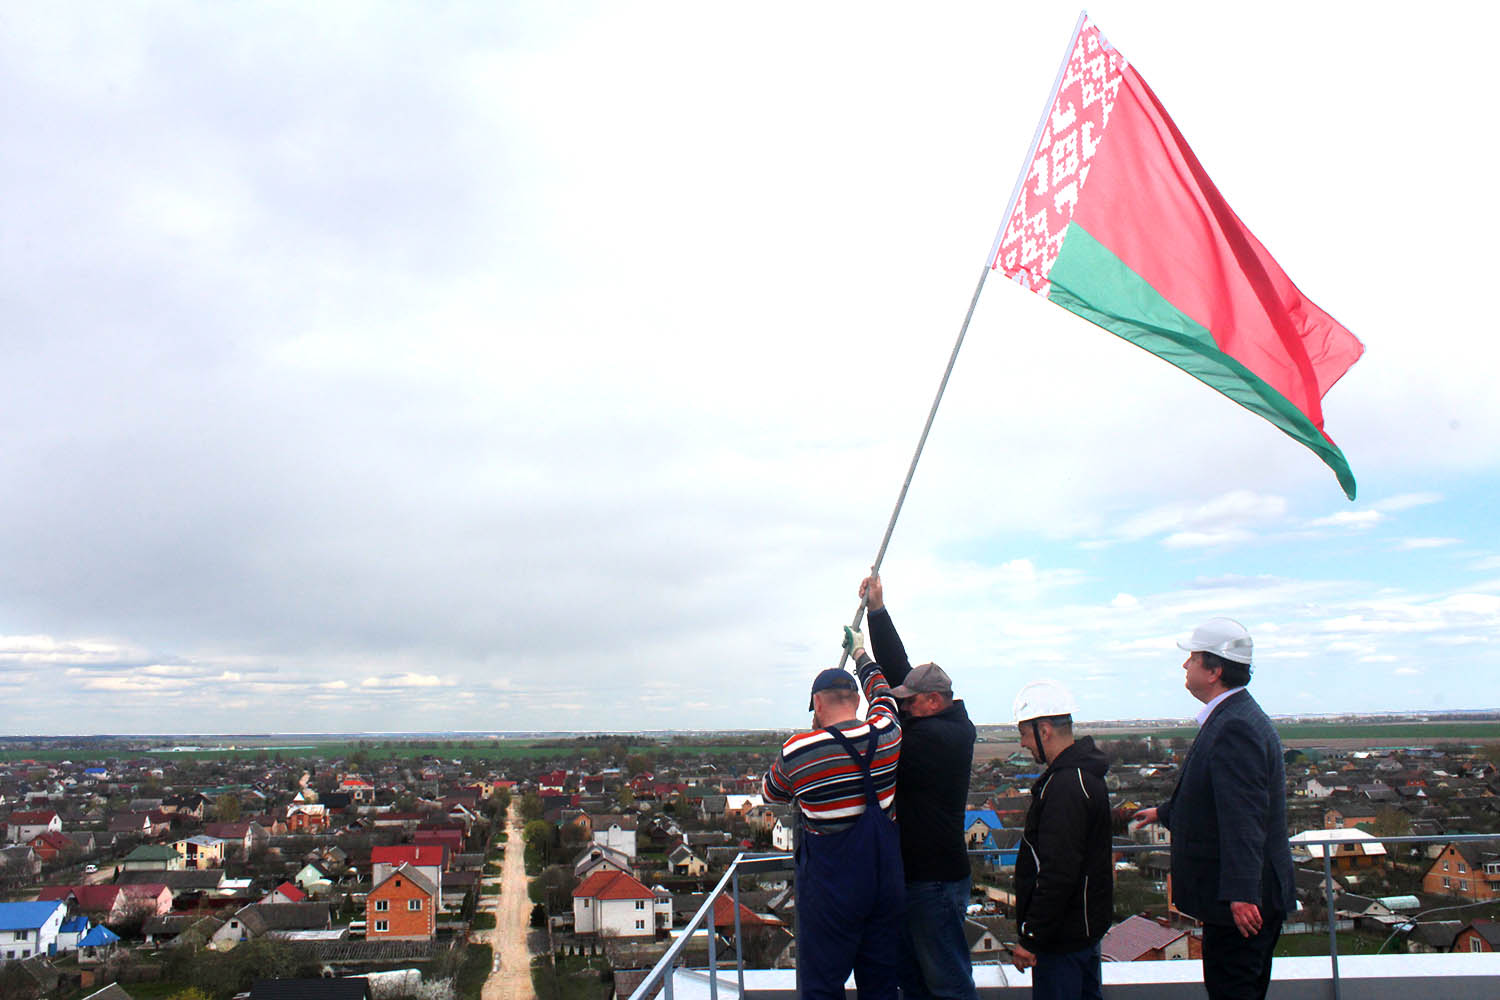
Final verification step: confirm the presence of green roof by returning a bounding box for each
[124,844,179,860]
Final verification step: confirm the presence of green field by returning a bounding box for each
[1132,722,1500,743]
[3,722,1492,766]
[0,737,783,765]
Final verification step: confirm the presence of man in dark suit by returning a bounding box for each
[1132,618,1294,1000]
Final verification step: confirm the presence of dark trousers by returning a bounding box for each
[900,877,979,1000]
[1032,941,1102,1000]
[1201,914,1283,1000]
[798,900,903,999]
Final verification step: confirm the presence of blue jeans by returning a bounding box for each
[1032,941,1102,1000]
[900,877,978,1000]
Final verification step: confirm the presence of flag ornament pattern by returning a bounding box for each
[996,27,1127,296]
[995,18,1364,499]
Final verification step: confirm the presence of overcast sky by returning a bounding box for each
[2,3,1497,736]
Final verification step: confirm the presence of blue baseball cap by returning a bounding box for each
[808,668,857,710]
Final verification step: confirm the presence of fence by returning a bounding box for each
[627,833,1500,1000]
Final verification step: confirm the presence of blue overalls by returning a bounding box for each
[795,725,906,999]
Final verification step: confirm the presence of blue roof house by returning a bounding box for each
[971,829,1022,868]
[58,914,92,952]
[77,924,121,964]
[0,900,67,960]
[963,810,1004,846]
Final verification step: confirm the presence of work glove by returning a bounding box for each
[842,626,865,656]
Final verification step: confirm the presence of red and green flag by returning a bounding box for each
[994,16,1364,498]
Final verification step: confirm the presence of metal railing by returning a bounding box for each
[626,833,1500,999]
[627,851,794,1000]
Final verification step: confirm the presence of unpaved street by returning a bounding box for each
[482,802,536,1000]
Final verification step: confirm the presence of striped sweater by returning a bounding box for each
[762,654,901,835]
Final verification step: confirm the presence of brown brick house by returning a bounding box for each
[367,864,437,941]
[1423,843,1500,902]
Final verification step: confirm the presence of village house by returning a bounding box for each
[572,870,672,939]
[1,844,42,882]
[371,845,445,899]
[293,863,333,894]
[161,791,210,819]
[208,902,334,950]
[1453,919,1500,953]
[591,814,638,859]
[1323,805,1377,829]
[286,802,329,834]
[1101,915,1196,962]
[414,825,464,858]
[963,810,1004,848]
[36,884,173,925]
[173,834,228,869]
[56,915,91,952]
[667,843,709,878]
[1305,777,1352,799]
[0,901,66,961]
[1423,843,1500,902]
[574,844,634,882]
[4,810,62,844]
[743,803,779,834]
[263,881,307,905]
[1290,828,1388,876]
[338,776,375,803]
[143,913,225,948]
[964,918,1007,961]
[108,812,170,840]
[1404,920,1463,953]
[76,924,122,965]
[723,794,763,823]
[366,864,438,941]
[27,830,74,864]
[204,821,268,854]
[120,844,185,872]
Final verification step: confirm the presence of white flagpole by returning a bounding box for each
[835,10,1089,671]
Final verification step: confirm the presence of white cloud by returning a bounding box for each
[1306,510,1383,529]
[1396,537,1460,550]
[1110,491,1286,547]
[360,673,449,690]
[1372,493,1443,513]
[1164,529,1254,549]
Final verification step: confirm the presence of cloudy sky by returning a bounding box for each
[2,3,1497,735]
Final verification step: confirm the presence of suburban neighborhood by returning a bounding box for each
[1,728,1500,997]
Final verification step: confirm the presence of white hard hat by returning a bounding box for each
[1178,617,1253,666]
[1013,680,1077,723]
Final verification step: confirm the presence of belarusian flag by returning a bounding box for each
[994,16,1364,499]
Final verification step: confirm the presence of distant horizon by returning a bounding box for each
[3,708,1500,741]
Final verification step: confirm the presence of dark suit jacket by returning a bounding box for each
[1159,688,1294,926]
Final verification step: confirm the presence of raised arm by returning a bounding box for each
[861,575,913,687]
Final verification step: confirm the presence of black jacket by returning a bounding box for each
[1158,688,1294,925]
[1014,736,1113,953]
[866,607,975,882]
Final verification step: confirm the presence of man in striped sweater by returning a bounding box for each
[763,627,904,999]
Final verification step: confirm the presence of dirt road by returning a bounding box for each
[482,802,536,1000]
